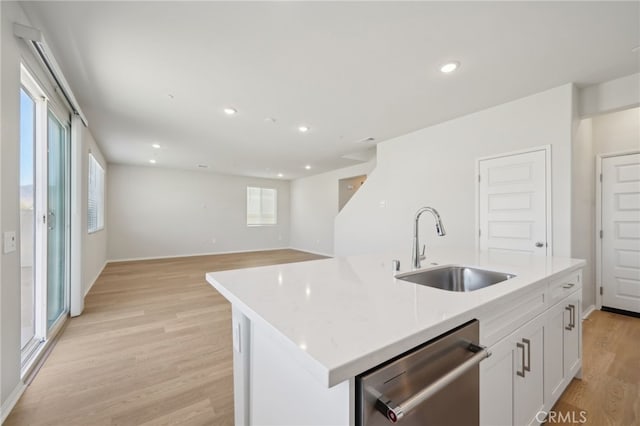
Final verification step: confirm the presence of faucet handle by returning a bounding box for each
[420,245,426,260]
[392,259,401,272]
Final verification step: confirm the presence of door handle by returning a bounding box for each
[516,342,526,377]
[47,211,56,230]
[535,242,544,248]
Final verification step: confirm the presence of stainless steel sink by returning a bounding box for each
[396,265,515,292]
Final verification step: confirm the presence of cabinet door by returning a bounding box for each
[513,314,545,426]
[480,336,514,426]
[564,293,581,378]
[544,302,566,406]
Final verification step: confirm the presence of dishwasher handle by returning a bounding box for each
[374,343,491,423]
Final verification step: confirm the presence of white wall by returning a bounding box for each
[80,127,108,295]
[579,73,640,118]
[290,161,375,256]
[593,107,640,155]
[335,84,575,258]
[572,118,595,311]
[107,165,291,261]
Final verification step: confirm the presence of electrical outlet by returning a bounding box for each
[3,231,16,254]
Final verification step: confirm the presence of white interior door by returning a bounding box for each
[602,153,640,314]
[478,149,548,256]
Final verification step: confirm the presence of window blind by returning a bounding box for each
[247,187,277,226]
[88,153,104,233]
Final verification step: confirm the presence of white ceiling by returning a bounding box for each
[22,1,640,179]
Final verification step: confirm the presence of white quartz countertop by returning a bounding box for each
[206,248,585,388]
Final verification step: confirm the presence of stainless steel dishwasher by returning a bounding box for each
[356,320,490,425]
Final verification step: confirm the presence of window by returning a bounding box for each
[247,187,277,226]
[88,153,105,233]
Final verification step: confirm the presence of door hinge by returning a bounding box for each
[478,229,481,237]
[599,173,602,182]
[478,174,481,183]
[600,286,603,296]
[42,215,46,224]
[599,230,603,239]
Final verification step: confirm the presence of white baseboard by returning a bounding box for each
[582,304,597,320]
[288,246,333,257]
[106,246,294,264]
[1,381,26,423]
[84,261,108,297]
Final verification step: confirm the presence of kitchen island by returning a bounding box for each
[206,248,585,425]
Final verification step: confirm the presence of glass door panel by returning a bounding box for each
[19,88,37,349]
[46,112,68,329]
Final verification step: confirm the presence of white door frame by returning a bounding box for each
[595,149,640,309]
[475,145,553,254]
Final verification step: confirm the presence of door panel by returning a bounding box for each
[46,112,68,329]
[602,153,640,313]
[479,150,548,255]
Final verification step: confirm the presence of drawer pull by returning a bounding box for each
[562,283,575,289]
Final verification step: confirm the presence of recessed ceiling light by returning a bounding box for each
[152,143,161,149]
[277,173,284,178]
[305,165,311,170]
[440,61,460,73]
[224,107,237,115]
[298,125,309,133]
[149,159,156,164]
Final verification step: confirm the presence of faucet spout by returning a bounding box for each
[411,207,446,269]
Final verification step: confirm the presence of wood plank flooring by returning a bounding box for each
[6,250,639,425]
[5,249,325,426]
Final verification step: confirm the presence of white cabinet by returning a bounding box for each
[480,313,545,426]
[481,269,583,426]
[480,336,514,426]
[513,314,545,426]
[563,292,581,380]
[544,290,582,407]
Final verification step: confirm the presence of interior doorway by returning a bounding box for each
[597,151,640,315]
[338,174,367,212]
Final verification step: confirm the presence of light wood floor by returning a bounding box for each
[5,249,325,426]
[6,251,639,426]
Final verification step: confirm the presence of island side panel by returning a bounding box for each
[232,307,251,425]
[248,317,353,425]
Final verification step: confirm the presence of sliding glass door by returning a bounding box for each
[47,112,69,329]
[19,88,37,351]
[19,65,71,370]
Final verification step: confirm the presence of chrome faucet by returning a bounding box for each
[411,207,446,269]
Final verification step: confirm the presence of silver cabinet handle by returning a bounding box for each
[562,283,575,289]
[565,306,573,330]
[516,342,526,377]
[522,338,531,373]
[569,304,576,329]
[535,242,544,248]
[374,343,490,423]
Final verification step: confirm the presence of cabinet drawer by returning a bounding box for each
[548,270,581,307]
[480,286,546,348]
